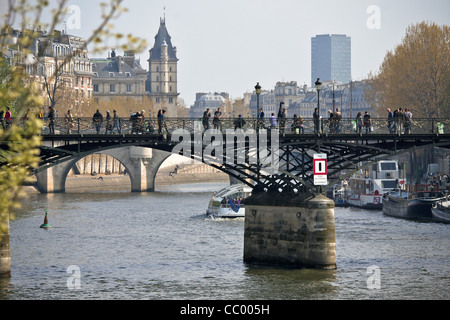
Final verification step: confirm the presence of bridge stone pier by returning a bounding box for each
[36,146,170,193]
[244,192,336,269]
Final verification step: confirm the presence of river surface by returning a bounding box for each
[1,182,449,300]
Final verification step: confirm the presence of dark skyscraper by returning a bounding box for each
[311,34,351,86]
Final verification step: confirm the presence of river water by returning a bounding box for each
[1,182,449,300]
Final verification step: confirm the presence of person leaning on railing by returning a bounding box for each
[404,108,412,134]
[291,114,304,134]
[257,108,265,130]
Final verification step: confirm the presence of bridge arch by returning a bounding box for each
[36,146,171,193]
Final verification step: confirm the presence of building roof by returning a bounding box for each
[149,18,178,61]
[197,93,226,103]
[92,56,146,79]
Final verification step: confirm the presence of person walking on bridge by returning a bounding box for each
[112,110,121,134]
[363,111,372,133]
[47,106,55,134]
[5,107,12,128]
[160,110,169,137]
[65,109,73,134]
[387,108,394,133]
[404,108,412,134]
[313,108,320,134]
[93,109,103,134]
[334,108,342,133]
[395,108,404,134]
[202,108,211,131]
[105,110,113,134]
[213,108,222,130]
[356,112,363,134]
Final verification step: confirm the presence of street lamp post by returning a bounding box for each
[255,82,261,112]
[255,82,262,180]
[332,80,336,113]
[315,78,322,132]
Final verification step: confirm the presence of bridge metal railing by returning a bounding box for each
[8,116,450,136]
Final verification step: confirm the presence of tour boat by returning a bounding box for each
[206,184,252,218]
[431,197,450,224]
[382,184,445,221]
[346,160,405,210]
[326,185,349,207]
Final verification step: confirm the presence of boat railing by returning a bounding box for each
[221,203,244,209]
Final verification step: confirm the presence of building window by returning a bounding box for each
[93,84,99,92]
[169,97,173,103]
[126,85,132,92]
[110,84,115,92]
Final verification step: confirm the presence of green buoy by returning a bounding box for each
[40,209,52,229]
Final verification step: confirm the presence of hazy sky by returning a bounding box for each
[7,0,450,106]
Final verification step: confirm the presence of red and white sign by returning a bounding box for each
[313,159,327,175]
[314,154,328,186]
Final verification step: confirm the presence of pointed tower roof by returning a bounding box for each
[149,17,178,61]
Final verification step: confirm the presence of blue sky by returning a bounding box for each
[7,0,450,106]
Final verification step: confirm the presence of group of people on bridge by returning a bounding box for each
[3,104,443,137]
[387,107,413,134]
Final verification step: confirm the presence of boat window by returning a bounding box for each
[380,163,397,171]
[382,180,398,189]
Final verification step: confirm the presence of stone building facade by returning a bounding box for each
[5,28,94,114]
[91,49,147,103]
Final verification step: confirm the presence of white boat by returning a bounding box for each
[347,160,405,210]
[206,184,252,218]
[432,197,450,224]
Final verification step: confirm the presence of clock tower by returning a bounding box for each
[146,17,179,116]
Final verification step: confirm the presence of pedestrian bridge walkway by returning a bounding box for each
[31,116,450,136]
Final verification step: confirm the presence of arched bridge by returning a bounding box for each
[4,116,450,194]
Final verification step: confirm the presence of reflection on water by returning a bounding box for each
[242,267,338,300]
[2,182,449,300]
